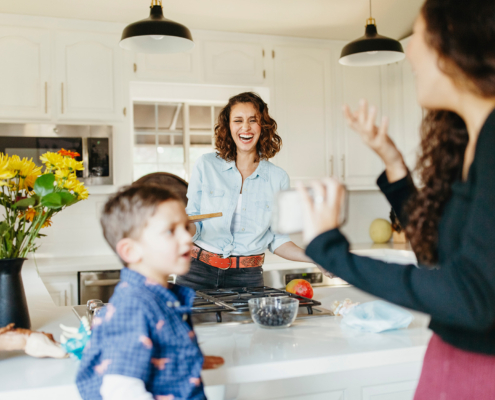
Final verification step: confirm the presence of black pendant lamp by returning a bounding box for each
[339,0,405,66]
[120,0,194,54]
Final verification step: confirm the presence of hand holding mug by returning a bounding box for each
[296,178,345,245]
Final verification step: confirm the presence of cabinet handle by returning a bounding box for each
[61,83,64,114]
[44,82,48,113]
[341,155,345,181]
[133,63,137,73]
[329,156,334,176]
[123,107,127,116]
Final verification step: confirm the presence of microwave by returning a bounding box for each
[0,124,113,186]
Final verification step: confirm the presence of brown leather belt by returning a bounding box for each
[191,245,264,270]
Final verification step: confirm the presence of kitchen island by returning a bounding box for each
[0,250,430,400]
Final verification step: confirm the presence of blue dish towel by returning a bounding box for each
[341,300,414,333]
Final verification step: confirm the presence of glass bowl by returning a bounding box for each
[248,297,299,329]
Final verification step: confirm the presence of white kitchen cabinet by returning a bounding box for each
[133,42,201,82]
[337,64,386,189]
[41,273,78,307]
[400,58,422,172]
[55,30,122,121]
[0,26,51,120]
[273,46,332,184]
[362,380,417,400]
[45,281,72,307]
[236,361,421,400]
[203,41,265,84]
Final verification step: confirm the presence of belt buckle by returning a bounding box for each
[217,256,232,270]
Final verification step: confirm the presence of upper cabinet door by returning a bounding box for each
[0,27,51,120]
[400,60,422,171]
[133,41,201,82]
[338,65,385,189]
[55,31,122,121]
[204,41,265,84]
[273,46,332,184]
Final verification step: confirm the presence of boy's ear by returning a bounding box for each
[116,238,142,265]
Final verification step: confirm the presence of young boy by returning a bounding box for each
[76,185,218,400]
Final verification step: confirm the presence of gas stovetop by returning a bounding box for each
[191,286,333,326]
[72,285,333,327]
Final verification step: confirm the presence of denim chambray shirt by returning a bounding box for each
[76,268,205,400]
[186,152,291,258]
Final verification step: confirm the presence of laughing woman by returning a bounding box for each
[176,92,310,290]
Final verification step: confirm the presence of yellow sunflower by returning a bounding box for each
[20,171,40,191]
[40,152,65,171]
[0,154,15,180]
[55,168,71,181]
[63,177,88,200]
[61,157,84,173]
[73,182,89,200]
[9,155,38,177]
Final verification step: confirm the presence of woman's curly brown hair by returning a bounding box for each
[215,92,282,161]
[404,0,495,265]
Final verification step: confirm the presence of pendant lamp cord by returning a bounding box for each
[369,0,372,18]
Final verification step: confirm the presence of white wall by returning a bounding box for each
[35,195,114,258]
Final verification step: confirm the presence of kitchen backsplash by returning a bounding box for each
[33,190,390,258]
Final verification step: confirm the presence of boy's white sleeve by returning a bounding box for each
[101,375,154,400]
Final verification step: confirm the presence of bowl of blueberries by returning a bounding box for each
[248,297,299,329]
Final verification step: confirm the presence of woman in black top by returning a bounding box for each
[299,0,495,398]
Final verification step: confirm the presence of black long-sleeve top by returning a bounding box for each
[306,109,495,354]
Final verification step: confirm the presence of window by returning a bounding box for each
[133,103,222,181]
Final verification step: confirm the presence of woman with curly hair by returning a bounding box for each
[176,92,310,289]
[299,0,495,398]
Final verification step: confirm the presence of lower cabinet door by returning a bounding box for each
[362,380,418,400]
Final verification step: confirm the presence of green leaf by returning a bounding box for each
[34,174,55,197]
[58,191,76,207]
[16,229,25,246]
[13,197,36,210]
[0,222,9,237]
[41,192,63,209]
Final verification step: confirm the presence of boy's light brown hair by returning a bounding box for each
[100,184,180,265]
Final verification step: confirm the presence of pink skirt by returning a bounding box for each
[414,334,495,400]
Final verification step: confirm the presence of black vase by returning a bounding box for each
[0,258,30,329]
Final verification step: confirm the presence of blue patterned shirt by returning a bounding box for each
[187,152,291,258]
[76,268,205,400]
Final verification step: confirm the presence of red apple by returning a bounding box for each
[285,279,314,299]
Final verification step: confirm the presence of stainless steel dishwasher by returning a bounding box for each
[78,270,121,305]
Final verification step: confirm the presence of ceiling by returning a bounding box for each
[0,0,423,41]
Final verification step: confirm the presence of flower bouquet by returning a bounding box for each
[0,149,88,328]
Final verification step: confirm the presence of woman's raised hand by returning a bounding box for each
[343,100,408,182]
[296,179,345,245]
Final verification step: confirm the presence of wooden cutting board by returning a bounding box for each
[188,212,222,223]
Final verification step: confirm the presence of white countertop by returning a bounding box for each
[1,248,428,399]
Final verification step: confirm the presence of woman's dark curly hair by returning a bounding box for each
[215,92,282,161]
[404,0,495,265]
